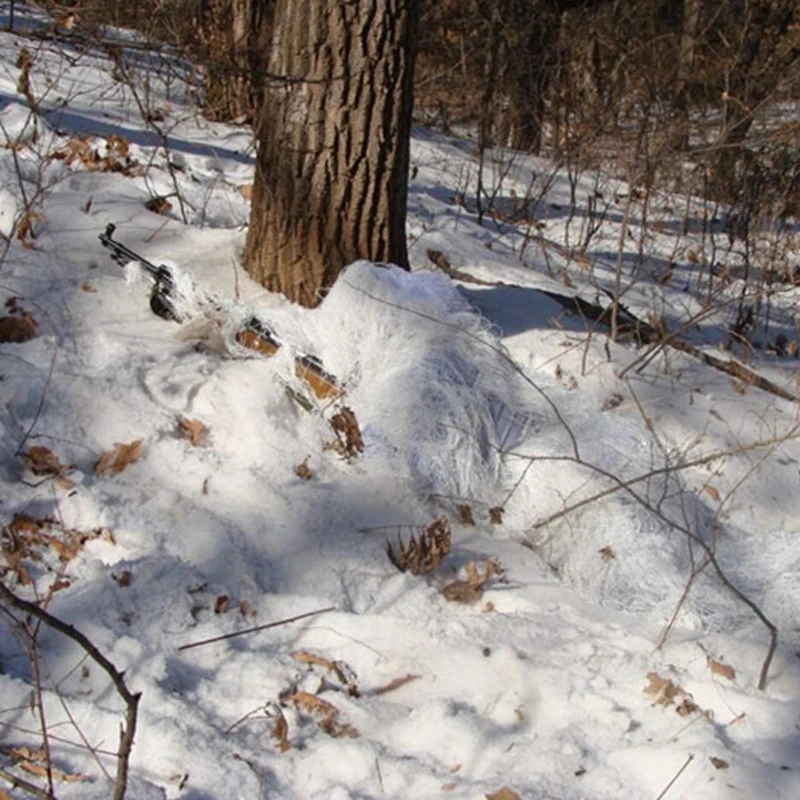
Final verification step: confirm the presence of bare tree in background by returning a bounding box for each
[197,0,271,122]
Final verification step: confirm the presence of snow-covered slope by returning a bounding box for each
[0,5,798,799]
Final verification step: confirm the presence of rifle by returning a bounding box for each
[99,224,340,400]
[99,223,181,321]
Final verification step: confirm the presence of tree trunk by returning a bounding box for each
[499,0,558,154]
[671,0,702,153]
[243,0,419,307]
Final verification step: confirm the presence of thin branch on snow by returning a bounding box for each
[178,606,337,652]
[0,582,141,800]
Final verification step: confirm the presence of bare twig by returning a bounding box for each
[525,426,800,532]
[525,449,780,688]
[0,765,55,800]
[224,704,268,736]
[0,582,140,800]
[44,661,114,783]
[28,637,54,796]
[178,606,336,652]
[654,753,694,800]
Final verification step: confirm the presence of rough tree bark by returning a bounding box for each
[243,0,420,307]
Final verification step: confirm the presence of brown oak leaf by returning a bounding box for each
[214,595,229,614]
[708,657,736,681]
[486,789,521,800]
[177,417,208,446]
[270,707,291,752]
[23,446,62,475]
[295,458,312,480]
[644,671,684,706]
[94,440,142,476]
[0,312,37,342]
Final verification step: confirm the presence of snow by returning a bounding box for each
[0,4,799,799]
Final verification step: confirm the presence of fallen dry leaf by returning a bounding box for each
[94,440,142,477]
[442,579,484,604]
[106,133,129,160]
[708,657,736,681]
[464,559,503,586]
[114,570,132,587]
[22,446,76,488]
[15,210,45,249]
[599,545,615,562]
[238,183,253,200]
[456,504,475,525]
[18,760,88,782]
[486,788,521,800]
[704,485,721,502]
[326,407,364,460]
[676,697,699,716]
[444,558,504,602]
[295,458,312,480]
[0,312,38,343]
[51,136,98,169]
[290,691,358,738]
[291,691,333,716]
[45,530,93,562]
[239,599,256,617]
[177,416,208,446]
[270,707,291,752]
[293,651,339,677]
[291,651,358,693]
[214,595,229,614]
[56,474,76,490]
[8,746,46,762]
[145,196,172,215]
[644,671,684,706]
[23,446,62,475]
[387,517,451,575]
[709,756,729,770]
[488,506,504,524]
[3,516,110,583]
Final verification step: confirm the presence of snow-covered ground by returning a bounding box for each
[0,4,798,799]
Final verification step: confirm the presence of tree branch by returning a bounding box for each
[0,583,140,800]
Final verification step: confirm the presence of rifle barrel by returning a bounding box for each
[99,224,167,281]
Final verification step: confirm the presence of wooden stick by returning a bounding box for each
[178,606,336,652]
[655,753,694,800]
